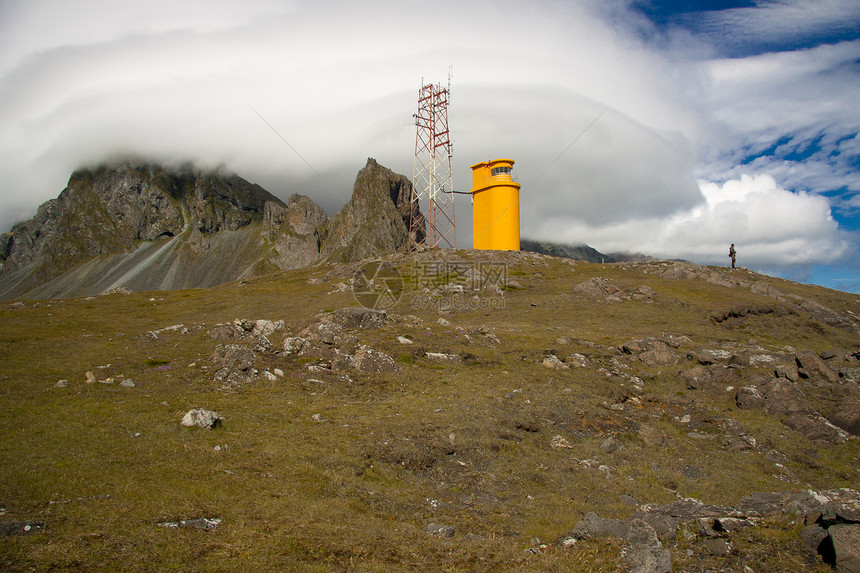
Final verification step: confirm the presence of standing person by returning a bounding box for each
[729,243,737,269]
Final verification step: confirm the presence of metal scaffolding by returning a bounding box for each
[410,72,456,250]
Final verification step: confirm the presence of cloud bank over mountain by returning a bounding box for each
[0,0,858,287]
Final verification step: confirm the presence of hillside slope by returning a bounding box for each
[1,252,858,571]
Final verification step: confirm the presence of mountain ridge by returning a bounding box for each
[0,157,419,300]
[520,238,667,264]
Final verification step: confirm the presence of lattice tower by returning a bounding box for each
[410,74,456,249]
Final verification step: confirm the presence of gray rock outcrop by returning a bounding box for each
[262,194,330,270]
[560,512,672,573]
[759,378,851,444]
[561,488,860,572]
[350,345,399,373]
[321,158,421,262]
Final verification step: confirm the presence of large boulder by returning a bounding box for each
[638,346,678,366]
[736,386,766,409]
[826,525,860,573]
[828,399,860,436]
[350,345,399,373]
[574,277,630,301]
[329,307,388,329]
[181,408,223,429]
[761,378,850,444]
[212,344,255,372]
[621,338,678,366]
[761,378,808,416]
[560,513,672,573]
[795,350,840,385]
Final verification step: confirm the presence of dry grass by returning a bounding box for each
[1,252,857,571]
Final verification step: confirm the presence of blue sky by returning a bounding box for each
[626,0,860,290]
[0,0,859,292]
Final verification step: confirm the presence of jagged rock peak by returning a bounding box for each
[322,157,422,262]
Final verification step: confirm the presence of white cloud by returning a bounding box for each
[0,0,857,289]
[532,173,850,268]
[698,41,860,192]
[0,0,294,74]
[673,0,860,56]
[704,40,860,137]
[0,0,705,232]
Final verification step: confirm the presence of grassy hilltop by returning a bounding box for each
[1,250,858,572]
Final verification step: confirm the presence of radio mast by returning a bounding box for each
[410,70,456,249]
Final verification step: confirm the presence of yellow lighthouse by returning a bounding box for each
[470,159,521,250]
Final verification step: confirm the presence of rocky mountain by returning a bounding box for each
[520,239,619,263]
[520,239,659,264]
[0,158,418,299]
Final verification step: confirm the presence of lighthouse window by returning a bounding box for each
[491,166,512,176]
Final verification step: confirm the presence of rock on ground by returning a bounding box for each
[329,307,388,329]
[561,512,671,573]
[542,355,568,369]
[350,345,399,373]
[425,523,455,538]
[826,524,860,573]
[212,344,255,371]
[180,409,223,429]
[0,521,45,536]
[158,517,222,530]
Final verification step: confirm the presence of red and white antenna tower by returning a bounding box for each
[410,70,456,249]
